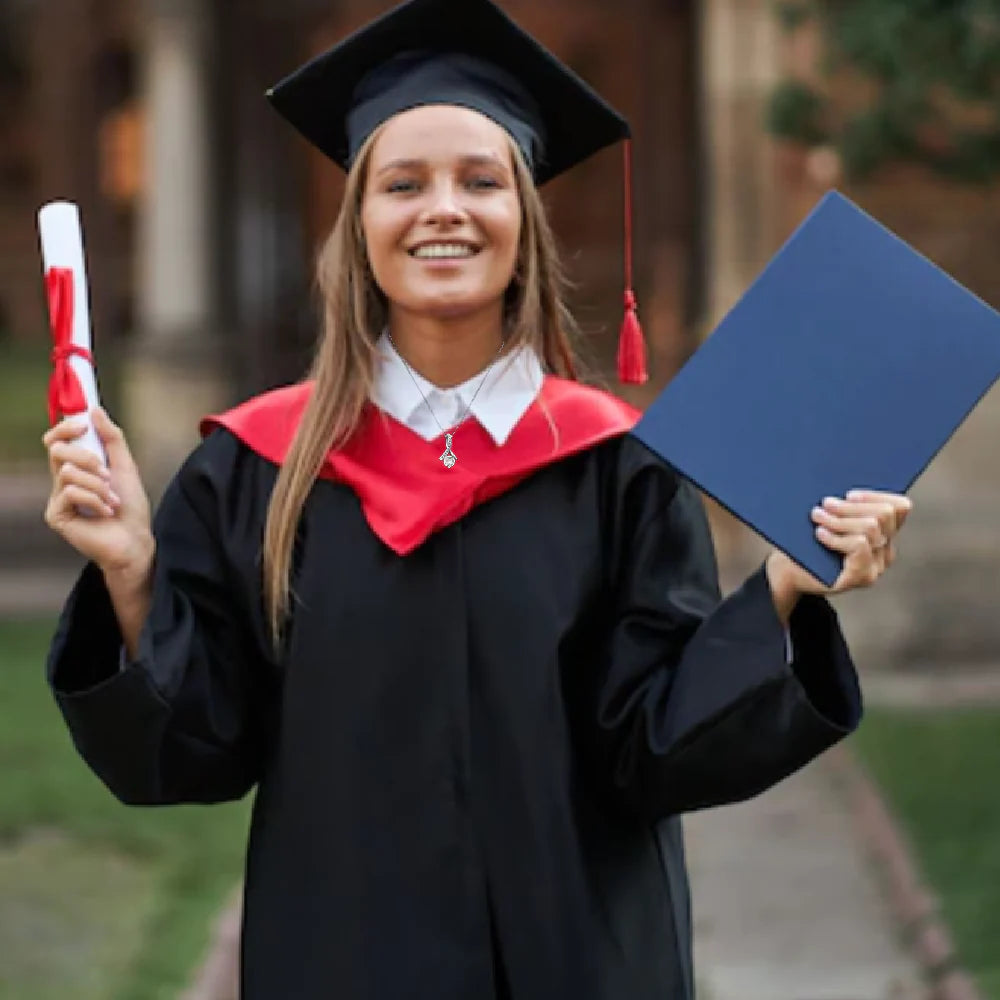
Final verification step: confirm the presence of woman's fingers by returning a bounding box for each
[49,441,111,479]
[800,491,910,596]
[818,528,884,589]
[42,415,88,449]
[812,508,888,548]
[44,418,89,478]
[821,496,899,539]
[46,483,115,522]
[91,408,136,475]
[843,490,913,530]
[815,525,872,556]
[56,461,121,510]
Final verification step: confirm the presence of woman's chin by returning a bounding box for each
[403,293,501,322]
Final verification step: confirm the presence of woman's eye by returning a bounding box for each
[467,175,501,190]
[387,179,419,194]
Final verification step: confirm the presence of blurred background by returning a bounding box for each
[1,1,999,998]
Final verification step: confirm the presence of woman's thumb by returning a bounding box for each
[91,407,131,466]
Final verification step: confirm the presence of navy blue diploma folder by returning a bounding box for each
[632,190,1000,586]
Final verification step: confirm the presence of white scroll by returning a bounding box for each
[37,200,106,464]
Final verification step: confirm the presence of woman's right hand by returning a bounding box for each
[43,408,154,580]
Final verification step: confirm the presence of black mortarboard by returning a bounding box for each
[266,0,648,383]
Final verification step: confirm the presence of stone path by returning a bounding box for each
[180,890,241,1000]
[862,670,1000,709]
[687,758,929,1000]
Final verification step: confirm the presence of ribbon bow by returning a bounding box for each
[45,267,93,426]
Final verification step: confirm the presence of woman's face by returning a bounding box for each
[361,104,522,322]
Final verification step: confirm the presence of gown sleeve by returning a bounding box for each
[592,438,863,823]
[46,429,279,807]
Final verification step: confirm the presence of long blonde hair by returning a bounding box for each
[262,128,583,648]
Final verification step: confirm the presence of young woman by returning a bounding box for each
[42,0,911,996]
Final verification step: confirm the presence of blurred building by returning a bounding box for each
[2,0,999,669]
[2,0,707,483]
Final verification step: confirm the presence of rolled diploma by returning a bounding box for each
[38,201,106,464]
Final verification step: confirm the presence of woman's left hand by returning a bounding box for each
[767,489,913,608]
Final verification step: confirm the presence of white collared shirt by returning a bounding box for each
[371,332,544,445]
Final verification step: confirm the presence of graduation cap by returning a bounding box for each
[265,0,648,384]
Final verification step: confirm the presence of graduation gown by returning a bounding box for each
[47,378,862,1000]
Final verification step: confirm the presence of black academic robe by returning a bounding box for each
[47,381,861,1000]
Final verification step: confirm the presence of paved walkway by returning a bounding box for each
[687,758,928,1000]
[862,670,1000,709]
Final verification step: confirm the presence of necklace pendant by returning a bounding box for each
[440,433,458,469]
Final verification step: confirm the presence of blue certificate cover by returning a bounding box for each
[632,190,1000,585]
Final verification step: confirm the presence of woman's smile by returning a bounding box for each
[406,240,485,271]
[408,241,482,260]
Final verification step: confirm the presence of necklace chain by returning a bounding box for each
[386,332,506,468]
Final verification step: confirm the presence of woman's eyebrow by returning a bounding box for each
[374,157,425,177]
[461,153,507,169]
[374,153,509,177]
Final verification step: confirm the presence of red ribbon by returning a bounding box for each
[45,267,93,426]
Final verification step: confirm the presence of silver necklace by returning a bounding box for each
[387,332,506,469]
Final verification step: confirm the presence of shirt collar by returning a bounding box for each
[371,331,544,445]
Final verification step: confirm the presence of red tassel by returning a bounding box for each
[618,289,648,384]
[618,140,648,385]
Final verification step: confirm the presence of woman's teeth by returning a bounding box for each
[411,244,477,259]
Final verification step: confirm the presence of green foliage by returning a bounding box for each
[766,80,830,144]
[769,0,1000,181]
[773,0,814,33]
[0,619,251,1000]
[854,707,1000,995]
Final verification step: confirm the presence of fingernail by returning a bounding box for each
[99,466,112,480]
[823,496,841,509]
[811,506,824,519]
[108,491,121,506]
[847,489,864,500]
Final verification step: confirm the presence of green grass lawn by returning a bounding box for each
[853,706,1000,999]
[0,617,251,1000]
[0,340,51,467]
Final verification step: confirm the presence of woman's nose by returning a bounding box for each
[423,180,466,225]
